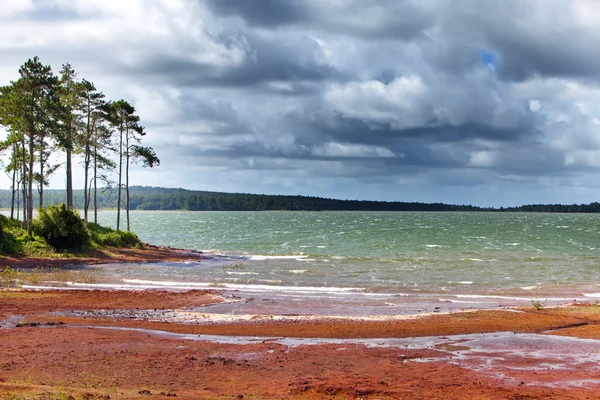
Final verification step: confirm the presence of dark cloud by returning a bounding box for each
[116,31,345,89]
[204,0,435,40]
[438,0,600,81]
[204,0,308,27]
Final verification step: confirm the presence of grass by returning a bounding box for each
[530,299,547,310]
[0,266,19,287]
[87,223,142,248]
[0,214,143,258]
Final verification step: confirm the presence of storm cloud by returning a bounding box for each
[2,0,600,206]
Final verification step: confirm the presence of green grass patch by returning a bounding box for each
[0,204,143,257]
[87,223,141,248]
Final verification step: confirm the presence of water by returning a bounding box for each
[64,210,598,315]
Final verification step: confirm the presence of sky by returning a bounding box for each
[2,0,600,207]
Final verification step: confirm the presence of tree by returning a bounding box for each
[0,57,58,233]
[57,63,81,210]
[91,124,116,224]
[79,79,107,223]
[0,85,29,225]
[0,114,25,220]
[108,100,135,231]
[124,126,156,231]
[107,100,158,231]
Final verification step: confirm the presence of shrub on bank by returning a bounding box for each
[87,223,142,248]
[0,206,143,255]
[0,215,19,254]
[32,203,90,250]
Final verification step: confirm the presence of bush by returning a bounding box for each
[32,203,90,250]
[0,215,19,254]
[0,266,19,287]
[87,222,141,247]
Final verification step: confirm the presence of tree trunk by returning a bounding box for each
[39,131,45,208]
[116,123,123,231]
[126,131,130,231]
[21,138,27,225]
[66,146,73,209]
[93,138,98,224]
[15,179,20,221]
[10,144,16,220]
[27,132,34,234]
[83,105,91,223]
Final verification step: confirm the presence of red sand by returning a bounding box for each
[2,289,600,399]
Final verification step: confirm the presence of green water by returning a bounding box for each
[90,211,600,298]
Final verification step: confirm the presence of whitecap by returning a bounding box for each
[119,279,368,295]
[248,255,308,261]
[456,294,568,301]
[226,272,259,276]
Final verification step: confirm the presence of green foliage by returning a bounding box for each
[3,186,600,213]
[4,186,600,213]
[31,203,90,249]
[0,266,19,287]
[531,299,547,311]
[0,186,484,212]
[18,235,55,257]
[87,222,141,248]
[0,214,20,254]
[0,210,142,257]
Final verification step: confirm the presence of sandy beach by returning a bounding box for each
[2,281,600,399]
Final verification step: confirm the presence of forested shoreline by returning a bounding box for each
[0,186,598,213]
[0,57,159,233]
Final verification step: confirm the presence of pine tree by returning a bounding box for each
[79,79,107,223]
[57,63,81,210]
[0,57,58,232]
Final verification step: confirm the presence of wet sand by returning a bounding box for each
[2,289,600,399]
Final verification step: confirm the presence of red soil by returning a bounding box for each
[0,245,206,269]
[2,289,600,399]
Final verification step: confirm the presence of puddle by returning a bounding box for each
[0,315,25,329]
[75,325,600,389]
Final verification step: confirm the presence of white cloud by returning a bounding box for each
[313,142,395,158]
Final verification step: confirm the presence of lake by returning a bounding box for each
[76,210,600,316]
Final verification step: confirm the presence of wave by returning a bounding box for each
[455,294,571,301]
[248,255,309,261]
[226,272,259,276]
[438,299,492,304]
[119,279,369,295]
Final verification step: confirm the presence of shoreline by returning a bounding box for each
[2,289,600,398]
[2,248,600,398]
[0,244,206,269]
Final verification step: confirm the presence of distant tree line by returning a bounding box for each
[0,186,599,213]
[0,57,159,232]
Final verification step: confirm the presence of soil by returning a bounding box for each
[0,245,206,269]
[2,289,600,399]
